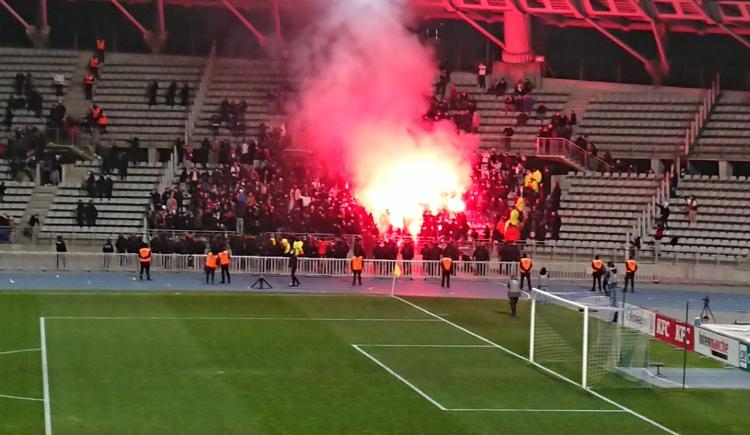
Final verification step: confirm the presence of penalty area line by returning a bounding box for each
[351,344,447,411]
[446,408,627,413]
[391,296,679,435]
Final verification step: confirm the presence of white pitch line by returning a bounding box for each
[447,408,627,413]
[0,393,44,402]
[354,344,494,348]
[40,317,52,435]
[351,344,447,411]
[0,348,41,356]
[392,296,679,435]
[44,316,438,322]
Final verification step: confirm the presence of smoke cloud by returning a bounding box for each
[289,0,478,234]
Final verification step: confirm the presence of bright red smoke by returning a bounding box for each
[290,0,477,235]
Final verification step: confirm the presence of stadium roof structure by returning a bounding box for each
[2,0,749,77]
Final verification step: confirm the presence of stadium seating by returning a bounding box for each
[0,160,33,223]
[694,93,750,158]
[192,57,282,145]
[577,92,701,157]
[0,47,78,141]
[93,53,204,150]
[40,161,164,240]
[451,72,570,153]
[651,175,750,258]
[550,172,662,251]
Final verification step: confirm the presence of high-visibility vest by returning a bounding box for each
[351,256,363,272]
[89,57,99,68]
[205,253,217,269]
[520,257,533,273]
[218,251,230,266]
[626,260,637,273]
[96,39,106,51]
[98,115,109,127]
[440,257,453,272]
[592,259,603,272]
[84,73,94,85]
[139,247,151,263]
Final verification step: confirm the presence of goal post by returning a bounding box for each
[530,288,650,390]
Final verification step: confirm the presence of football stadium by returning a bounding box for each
[1,0,750,434]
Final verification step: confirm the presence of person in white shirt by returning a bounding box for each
[477,62,487,90]
[52,73,65,97]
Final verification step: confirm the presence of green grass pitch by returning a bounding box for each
[0,292,748,434]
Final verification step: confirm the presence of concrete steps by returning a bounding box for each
[17,185,58,243]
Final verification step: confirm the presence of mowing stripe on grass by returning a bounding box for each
[0,393,44,402]
[392,296,680,435]
[447,408,627,412]
[45,316,438,322]
[0,348,40,355]
[352,344,447,411]
[40,317,52,435]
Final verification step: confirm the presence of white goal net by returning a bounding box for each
[530,288,650,389]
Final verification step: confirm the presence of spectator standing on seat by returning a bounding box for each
[624,257,637,293]
[656,201,670,230]
[147,81,159,106]
[180,83,190,106]
[75,200,85,227]
[686,195,698,226]
[15,72,25,94]
[477,62,487,90]
[104,175,113,199]
[219,248,231,284]
[591,255,604,292]
[52,72,65,97]
[519,253,533,290]
[96,37,106,63]
[83,71,95,100]
[166,81,177,106]
[85,200,98,226]
[139,242,152,280]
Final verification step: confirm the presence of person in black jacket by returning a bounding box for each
[289,251,300,287]
[75,200,85,227]
[401,239,414,277]
[55,235,67,269]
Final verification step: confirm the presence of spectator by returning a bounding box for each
[686,195,698,226]
[15,72,25,94]
[147,81,159,106]
[656,201,670,230]
[490,77,507,96]
[180,83,190,106]
[96,174,106,199]
[166,81,177,106]
[85,200,98,226]
[52,72,65,97]
[0,181,4,201]
[477,62,487,90]
[75,200,85,227]
[104,175,114,199]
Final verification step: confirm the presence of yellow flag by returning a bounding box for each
[393,263,402,278]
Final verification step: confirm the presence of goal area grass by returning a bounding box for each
[0,292,747,435]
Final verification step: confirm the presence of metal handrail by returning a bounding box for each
[185,42,217,148]
[684,74,720,155]
[536,137,615,173]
